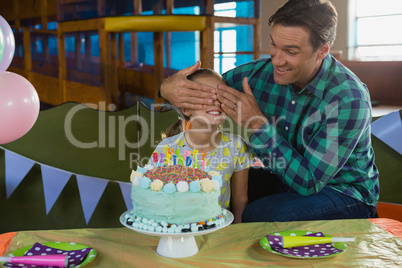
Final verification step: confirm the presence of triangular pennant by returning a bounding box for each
[371,111,402,155]
[5,150,35,199]
[41,165,72,214]
[118,182,133,211]
[76,175,109,224]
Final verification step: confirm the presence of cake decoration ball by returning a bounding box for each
[208,170,220,177]
[176,181,189,192]
[212,175,223,187]
[150,179,164,191]
[211,179,220,191]
[131,176,142,187]
[130,170,143,181]
[136,167,148,174]
[163,182,177,194]
[189,179,201,192]
[139,177,151,189]
[200,178,213,192]
[143,164,154,170]
[191,225,199,232]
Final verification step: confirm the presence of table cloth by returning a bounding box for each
[1,218,401,267]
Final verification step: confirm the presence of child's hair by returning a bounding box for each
[162,68,223,138]
[187,68,222,82]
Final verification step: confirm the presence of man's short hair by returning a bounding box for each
[268,0,338,51]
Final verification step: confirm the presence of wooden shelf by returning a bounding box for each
[2,0,261,109]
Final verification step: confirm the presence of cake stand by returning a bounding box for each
[120,209,233,258]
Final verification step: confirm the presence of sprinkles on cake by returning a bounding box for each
[144,165,211,184]
[130,164,222,194]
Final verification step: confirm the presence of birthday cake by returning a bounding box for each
[125,165,225,233]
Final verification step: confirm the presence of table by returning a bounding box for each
[1,219,401,267]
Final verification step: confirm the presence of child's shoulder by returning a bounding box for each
[157,132,185,147]
[164,132,184,140]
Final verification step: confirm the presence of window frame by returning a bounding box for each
[348,0,402,61]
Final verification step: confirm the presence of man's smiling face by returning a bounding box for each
[269,24,329,90]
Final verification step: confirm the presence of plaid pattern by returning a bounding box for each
[223,54,379,207]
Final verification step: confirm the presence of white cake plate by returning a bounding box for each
[120,209,234,258]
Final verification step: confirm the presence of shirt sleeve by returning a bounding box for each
[250,99,372,196]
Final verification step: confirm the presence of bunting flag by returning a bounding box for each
[41,165,72,214]
[119,181,133,211]
[5,150,35,198]
[76,175,109,224]
[2,147,132,224]
[371,111,402,155]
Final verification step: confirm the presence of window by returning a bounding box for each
[213,1,254,73]
[214,2,237,17]
[349,0,402,61]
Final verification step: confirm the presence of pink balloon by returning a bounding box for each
[0,71,40,144]
[0,15,15,71]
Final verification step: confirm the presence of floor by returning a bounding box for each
[372,105,402,117]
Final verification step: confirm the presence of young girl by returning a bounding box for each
[149,68,254,223]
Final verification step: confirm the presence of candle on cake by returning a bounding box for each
[192,149,199,175]
[201,152,207,170]
[159,152,165,166]
[152,152,159,167]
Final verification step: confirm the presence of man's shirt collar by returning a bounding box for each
[303,53,332,99]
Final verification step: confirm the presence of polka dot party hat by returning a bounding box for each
[260,231,349,258]
[3,242,92,268]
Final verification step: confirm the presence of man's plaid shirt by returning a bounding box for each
[223,54,379,207]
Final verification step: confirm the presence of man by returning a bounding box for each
[160,0,379,222]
